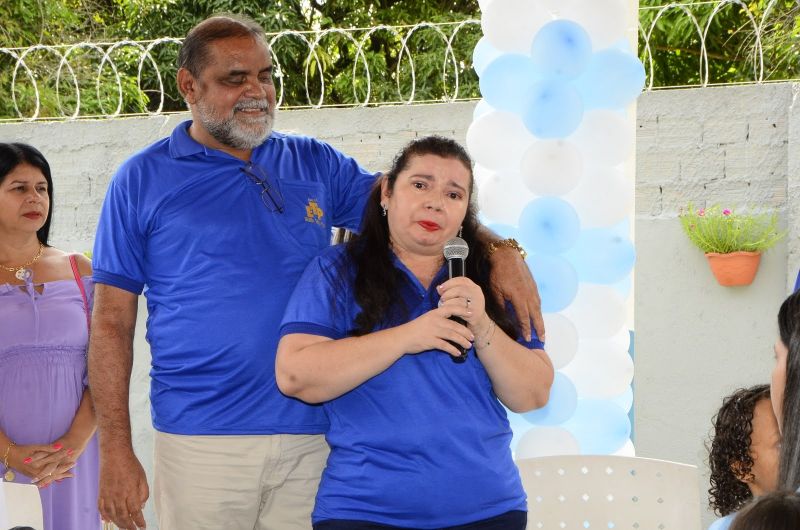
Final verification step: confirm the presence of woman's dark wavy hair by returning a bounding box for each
[0,142,53,245]
[729,490,800,530]
[777,290,800,490]
[345,135,518,339]
[707,384,771,516]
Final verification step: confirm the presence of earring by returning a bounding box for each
[381,204,387,217]
[458,226,463,238]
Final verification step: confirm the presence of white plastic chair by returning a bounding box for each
[516,455,701,530]
[0,481,44,529]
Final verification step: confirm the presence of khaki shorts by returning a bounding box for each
[154,432,329,530]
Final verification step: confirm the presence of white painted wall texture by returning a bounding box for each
[0,85,796,528]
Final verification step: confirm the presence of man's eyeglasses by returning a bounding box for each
[240,163,285,214]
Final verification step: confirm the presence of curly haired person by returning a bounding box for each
[707,384,780,529]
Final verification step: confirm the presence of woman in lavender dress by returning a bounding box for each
[0,143,100,530]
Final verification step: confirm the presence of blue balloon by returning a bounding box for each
[574,49,646,109]
[523,373,578,426]
[565,227,635,284]
[480,54,541,114]
[518,197,580,254]
[522,80,584,138]
[564,399,631,454]
[527,254,578,313]
[612,274,632,299]
[472,36,501,77]
[530,20,593,80]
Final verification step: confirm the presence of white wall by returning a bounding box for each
[1,85,796,528]
[635,83,793,528]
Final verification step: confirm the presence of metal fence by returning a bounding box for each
[0,0,796,121]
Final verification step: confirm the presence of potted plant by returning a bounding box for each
[679,204,786,286]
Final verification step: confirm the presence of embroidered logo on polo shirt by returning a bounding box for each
[304,199,324,226]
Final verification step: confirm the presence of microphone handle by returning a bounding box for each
[447,316,469,363]
[446,256,468,363]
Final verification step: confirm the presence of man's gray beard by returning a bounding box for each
[196,101,274,150]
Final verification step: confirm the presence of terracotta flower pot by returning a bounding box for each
[705,251,762,286]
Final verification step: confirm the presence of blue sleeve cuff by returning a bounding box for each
[280,322,344,340]
[92,270,144,295]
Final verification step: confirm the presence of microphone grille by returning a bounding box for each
[443,237,469,260]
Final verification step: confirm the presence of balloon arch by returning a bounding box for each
[470,0,643,457]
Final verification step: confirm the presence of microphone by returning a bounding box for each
[443,237,469,363]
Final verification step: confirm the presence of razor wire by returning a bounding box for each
[1,0,798,121]
[0,21,482,121]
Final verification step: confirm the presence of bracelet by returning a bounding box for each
[3,440,16,481]
[477,320,497,349]
[487,238,527,260]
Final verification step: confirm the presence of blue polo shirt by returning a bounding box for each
[92,121,376,434]
[280,245,544,528]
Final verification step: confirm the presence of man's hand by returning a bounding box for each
[488,246,545,342]
[98,447,149,530]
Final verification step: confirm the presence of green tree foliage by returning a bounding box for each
[0,0,154,118]
[639,0,800,86]
[4,1,800,119]
[1,0,482,118]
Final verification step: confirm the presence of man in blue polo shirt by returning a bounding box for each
[88,13,542,530]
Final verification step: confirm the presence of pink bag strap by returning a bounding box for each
[69,254,91,334]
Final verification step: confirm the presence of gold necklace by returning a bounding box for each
[0,242,44,281]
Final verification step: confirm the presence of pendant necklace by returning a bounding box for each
[0,242,45,281]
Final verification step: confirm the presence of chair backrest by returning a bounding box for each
[517,455,701,530]
[0,481,44,530]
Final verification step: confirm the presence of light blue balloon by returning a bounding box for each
[565,227,635,284]
[574,49,646,109]
[480,54,541,114]
[563,399,631,454]
[472,36,501,77]
[518,197,581,255]
[522,80,584,138]
[523,372,578,426]
[530,20,593,80]
[527,254,579,313]
[612,274,632,299]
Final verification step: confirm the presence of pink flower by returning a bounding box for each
[697,208,705,216]
[723,209,731,216]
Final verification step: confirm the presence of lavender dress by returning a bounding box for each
[0,274,100,530]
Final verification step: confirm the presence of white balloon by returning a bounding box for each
[472,99,494,121]
[565,165,632,227]
[563,284,625,338]
[477,171,535,225]
[610,385,633,413]
[561,339,634,398]
[473,163,494,190]
[520,140,583,196]
[477,0,493,12]
[466,110,536,171]
[613,438,636,457]
[570,110,634,167]
[481,0,554,53]
[561,0,631,50]
[608,326,632,353]
[516,426,580,458]
[542,313,578,369]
